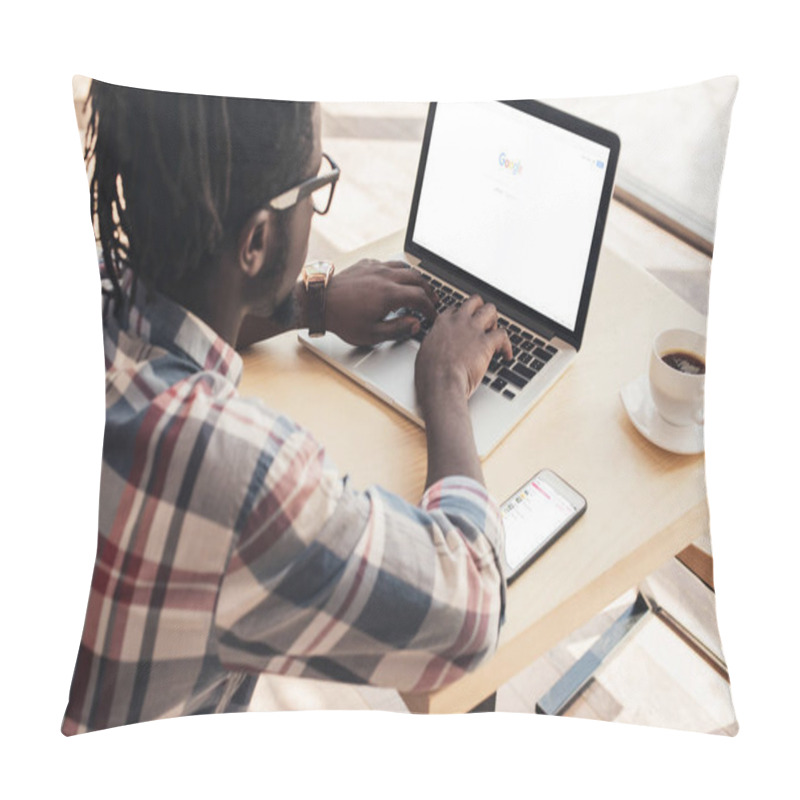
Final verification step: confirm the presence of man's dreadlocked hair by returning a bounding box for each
[85,80,315,309]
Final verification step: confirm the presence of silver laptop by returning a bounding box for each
[300,100,620,458]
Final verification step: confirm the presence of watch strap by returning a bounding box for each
[306,279,328,337]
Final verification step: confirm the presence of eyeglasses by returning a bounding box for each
[266,152,340,216]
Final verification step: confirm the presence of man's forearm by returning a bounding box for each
[422,386,484,489]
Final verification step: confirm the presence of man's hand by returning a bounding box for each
[326,260,438,346]
[415,295,512,488]
[415,294,512,415]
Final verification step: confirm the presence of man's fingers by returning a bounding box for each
[386,265,439,304]
[371,315,419,343]
[461,294,484,316]
[388,285,437,321]
[489,328,513,362]
[384,260,414,270]
[472,301,498,331]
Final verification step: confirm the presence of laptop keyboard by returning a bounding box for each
[409,269,559,401]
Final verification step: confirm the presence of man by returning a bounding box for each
[63,80,512,734]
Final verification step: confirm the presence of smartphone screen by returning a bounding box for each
[502,470,585,579]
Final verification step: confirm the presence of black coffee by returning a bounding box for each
[661,349,705,375]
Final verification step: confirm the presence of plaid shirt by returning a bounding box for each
[62,267,506,735]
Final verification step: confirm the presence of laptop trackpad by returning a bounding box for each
[355,341,421,416]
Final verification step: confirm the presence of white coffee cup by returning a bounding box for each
[649,328,706,427]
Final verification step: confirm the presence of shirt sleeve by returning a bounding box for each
[214,418,506,694]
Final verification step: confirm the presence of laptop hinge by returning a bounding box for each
[528,318,556,342]
[498,303,559,343]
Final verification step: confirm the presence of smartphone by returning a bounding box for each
[502,469,587,583]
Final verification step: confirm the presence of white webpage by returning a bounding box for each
[413,102,610,331]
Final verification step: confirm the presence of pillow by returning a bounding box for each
[64,75,737,736]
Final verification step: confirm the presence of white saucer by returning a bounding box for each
[620,374,704,455]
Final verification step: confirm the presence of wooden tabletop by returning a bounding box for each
[239,229,708,714]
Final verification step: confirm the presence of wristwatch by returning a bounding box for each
[302,260,335,338]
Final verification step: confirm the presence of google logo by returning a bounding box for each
[498,152,523,175]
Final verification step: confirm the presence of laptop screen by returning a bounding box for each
[410,101,612,333]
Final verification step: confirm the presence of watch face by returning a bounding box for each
[304,260,334,279]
